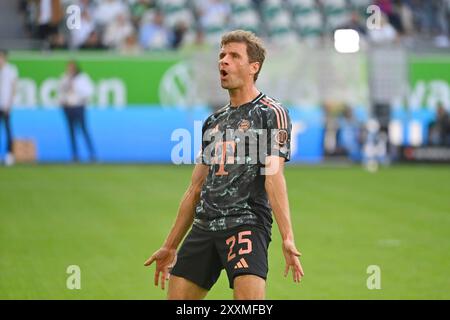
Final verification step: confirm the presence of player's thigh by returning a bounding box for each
[233,274,266,300]
[167,275,208,300]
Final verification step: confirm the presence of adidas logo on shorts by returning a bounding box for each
[234,257,249,269]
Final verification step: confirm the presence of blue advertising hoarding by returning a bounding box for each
[3,107,325,163]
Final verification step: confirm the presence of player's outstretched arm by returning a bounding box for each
[264,156,304,283]
[144,163,209,289]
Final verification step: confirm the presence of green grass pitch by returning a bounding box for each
[1,164,449,299]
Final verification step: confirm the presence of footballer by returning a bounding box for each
[145,30,304,300]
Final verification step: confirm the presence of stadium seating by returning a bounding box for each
[262,1,297,44]
[322,0,350,32]
[289,0,324,39]
[288,0,317,16]
[230,9,260,36]
[229,0,254,15]
[347,0,372,17]
[18,0,449,50]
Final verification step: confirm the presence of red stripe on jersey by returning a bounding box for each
[265,97,288,129]
[261,98,285,129]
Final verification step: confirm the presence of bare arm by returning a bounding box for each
[144,163,209,289]
[162,163,209,250]
[264,155,304,283]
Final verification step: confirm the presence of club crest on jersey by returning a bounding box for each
[238,119,251,132]
[275,129,288,145]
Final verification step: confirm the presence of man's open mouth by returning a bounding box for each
[220,70,228,77]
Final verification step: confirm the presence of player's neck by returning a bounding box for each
[228,86,260,108]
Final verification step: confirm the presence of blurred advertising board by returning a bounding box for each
[10,47,370,110]
[10,52,185,108]
[405,55,450,111]
[7,107,323,163]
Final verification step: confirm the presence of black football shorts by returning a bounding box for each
[170,224,271,290]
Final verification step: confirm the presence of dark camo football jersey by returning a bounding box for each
[194,92,292,233]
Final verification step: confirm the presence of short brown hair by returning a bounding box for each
[221,30,266,82]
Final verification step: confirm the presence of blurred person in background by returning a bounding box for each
[428,102,450,146]
[397,0,414,36]
[368,13,398,44]
[338,106,363,162]
[70,9,103,49]
[94,0,129,29]
[0,50,18,166]
[432,0,450,47]
[179,27,209,53]
[119,32,143,55]
[130,0,155,29]
[102,12,134,49]
[171,21,189,49]
[379,0,405,35]
[59,61,96,162]
[49,30,68,49]
[196,0,231,32]
[139,10,172,50]
[78,0,97,17]
[337,11,367,37]
[35,0,63,46]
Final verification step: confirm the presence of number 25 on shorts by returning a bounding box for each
[226,231,252,262]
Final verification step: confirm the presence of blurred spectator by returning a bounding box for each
[59,61,96,162]
[36,0,63,43]
[94,0,129,28]
[428,102,450,146]
[368,13,398,44]
[337,11,367,36]
[398,0,415,35]
[130,0,155,28]
[49,31,68,49]
[409,0,446,35]
[323,101,341,156]
[179,28,209,52]
[70,9,103,49]
[433,0,450,47]
[119,33,143,55]
[197,0,231,31]
[172,21,189,49]
[139,10,172,50]
[375,0,393,15]
[18,0,34,37]
[78,0,96,15]
[376,0,410,35]
[103,13,134,49]
[338,106,363,162]
[0,50,19,166]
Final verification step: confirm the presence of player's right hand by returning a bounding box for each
[144,247,177,290]
[282,240,304,283]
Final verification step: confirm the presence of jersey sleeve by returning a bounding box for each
[264,102,292,162]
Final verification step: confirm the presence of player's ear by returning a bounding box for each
[250,61,260,77]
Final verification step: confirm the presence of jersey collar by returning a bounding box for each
[228,92,265,109]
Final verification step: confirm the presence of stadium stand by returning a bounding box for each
[3,0,449,50]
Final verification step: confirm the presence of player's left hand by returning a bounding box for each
[144,247,177,290]
[282,240,304,283]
